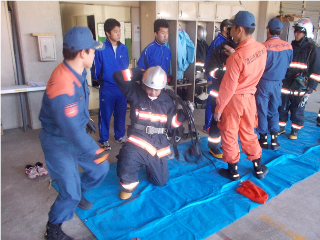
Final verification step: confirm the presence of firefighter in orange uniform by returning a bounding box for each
[113,66,186,200]
[214,11,269,181]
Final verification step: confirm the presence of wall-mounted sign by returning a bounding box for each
[31,33,56,62]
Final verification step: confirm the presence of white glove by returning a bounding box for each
[187,101,194,113]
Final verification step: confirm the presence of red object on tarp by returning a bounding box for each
[236,180,268,204]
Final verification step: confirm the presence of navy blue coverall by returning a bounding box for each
[205,40,236,150]
[93,39,129,143]
[113,68,185,193]
[256,36,293,134]
[279,37,320,130]
[203,33,227,131]
[39,61,109,224]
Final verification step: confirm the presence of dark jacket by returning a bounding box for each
[283,37,320,90]
[113,68,184,152]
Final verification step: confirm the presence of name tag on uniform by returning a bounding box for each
[64,102,78,118]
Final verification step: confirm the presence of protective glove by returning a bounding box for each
[94,148,109,164]
[186,101,194,113]
[298,88,313,108]
[86,118,96,134]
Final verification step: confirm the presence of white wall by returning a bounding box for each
[1,2,22,130]
[60,2,135,39]
[11,1,64,130]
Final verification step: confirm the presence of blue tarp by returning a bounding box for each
[52,112,320,240]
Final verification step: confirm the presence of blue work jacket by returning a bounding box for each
[138,40,172,76]
[39,61,99,157]
[93,39,129,87]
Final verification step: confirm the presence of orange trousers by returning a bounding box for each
[218,94,262,164]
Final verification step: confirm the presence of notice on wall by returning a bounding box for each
[125,22,131,39]
[133,25,140,42]
[98,23,105,38]
[120,22,125,44]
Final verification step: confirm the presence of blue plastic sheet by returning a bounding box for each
[52,112,320,240]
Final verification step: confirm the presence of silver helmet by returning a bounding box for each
[197,26,207,40]
[142,66,167,90]
[294,17,314,39]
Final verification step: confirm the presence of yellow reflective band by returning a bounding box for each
[310,73,320,82]
[291,123,303,129]
[157,146,171,158]
[279,122,286,127]
[127,136,157,156]
[195,62,205,67]
[171,115,182,128]
[289,62,307,69]
[209,68,219,78]
[121,181,139,190]
[209,90,219,97]
[208,136,221,143]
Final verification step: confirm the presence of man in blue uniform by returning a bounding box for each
[279,17,320,139]
[203,19,229,133]
[93,18,129,150]
[113,66,186,200]
[138,19,171,76]
[256,18,293,150]
[39,26,109,240]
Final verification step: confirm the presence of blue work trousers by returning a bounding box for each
[256,80,282,134]
[39,130,109,224]
[203,84,213,130]
[99,86,127,143]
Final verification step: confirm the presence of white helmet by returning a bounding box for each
[198,26,207,40]
[293,17,314,39]
[142,66,167,90]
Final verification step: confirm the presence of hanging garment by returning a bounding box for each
[177,30,195,79]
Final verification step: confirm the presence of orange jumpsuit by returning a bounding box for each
[215,37,267,164]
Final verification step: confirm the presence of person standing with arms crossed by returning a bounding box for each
[214,11,269,181]
[39,26,109,239]
[93,18,129,151]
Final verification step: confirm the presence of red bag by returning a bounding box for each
[236,180,268,204]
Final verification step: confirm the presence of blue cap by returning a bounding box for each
[63,26,104,51]
[267,18,283,31]
[228,11,256,28]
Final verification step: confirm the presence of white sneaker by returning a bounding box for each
[35,162,48,176]
[101,141,111,151]
[115,136,127,144]
[25,165,39,179]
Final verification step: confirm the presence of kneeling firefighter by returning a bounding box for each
[113,66,188,200]
[204,23,238,159]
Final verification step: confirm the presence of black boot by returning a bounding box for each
[78,196,93,210]
[45,222,74,240]
[218,162,240,181]
[270,133,280,150]
[278,126,285,135]
[258,133,268,149]
[252,158,268,179]
[288,127,299,140]
[209,147,223,159]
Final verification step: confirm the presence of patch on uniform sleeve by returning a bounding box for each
[64,102,78,118]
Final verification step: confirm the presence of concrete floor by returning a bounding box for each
[1,86,320,240]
